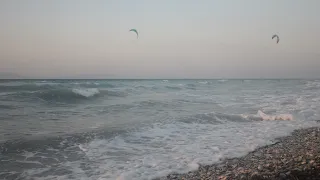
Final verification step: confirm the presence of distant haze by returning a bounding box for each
[0,0,319,79]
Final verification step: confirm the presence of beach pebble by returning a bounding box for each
[160,127,320,180]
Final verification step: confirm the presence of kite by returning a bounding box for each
[129,29,138,38]
[272,34,279,44]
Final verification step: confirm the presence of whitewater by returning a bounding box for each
[0,79,320,180]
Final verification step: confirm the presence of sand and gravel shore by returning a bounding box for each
[156,126,320,180]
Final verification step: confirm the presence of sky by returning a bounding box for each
[0,0,319,79]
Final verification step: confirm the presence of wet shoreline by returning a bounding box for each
[156,126,320,180]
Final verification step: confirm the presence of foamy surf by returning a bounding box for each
[76,119,317,180]
[257,110,293,121]
[241,110,293,121]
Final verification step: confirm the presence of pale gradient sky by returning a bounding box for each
[0,0,319,78]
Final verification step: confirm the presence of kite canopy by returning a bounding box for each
[272,34,279,44]
[129,29,138,38]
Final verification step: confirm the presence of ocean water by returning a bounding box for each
[0,79,320,180]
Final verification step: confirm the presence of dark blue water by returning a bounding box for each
[0,79,319,180]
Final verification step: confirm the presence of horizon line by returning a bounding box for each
[0,78,319,80]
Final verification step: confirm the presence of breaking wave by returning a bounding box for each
[0,81,127,103]
[36,88,101,102]
[1,88,126,103]
[36,88,127,102]
[72,88,100,98]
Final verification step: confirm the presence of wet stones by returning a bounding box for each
[158,127,320,180]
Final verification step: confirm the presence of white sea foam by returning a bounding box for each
[72,88,100,97]
[198,81,208,84]
[305,80,320,90]
[241,110,293,121]
[257,110,293,121]
[67,119,318,180]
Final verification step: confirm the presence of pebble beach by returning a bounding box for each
[157,126,320,180]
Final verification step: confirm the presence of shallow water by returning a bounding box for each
[0,79,320,180]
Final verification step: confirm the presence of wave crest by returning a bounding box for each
[72,88,100,98]
[37,88,100,102]
[33,88,125,103]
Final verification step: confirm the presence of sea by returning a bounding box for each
[0,79,320,180]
